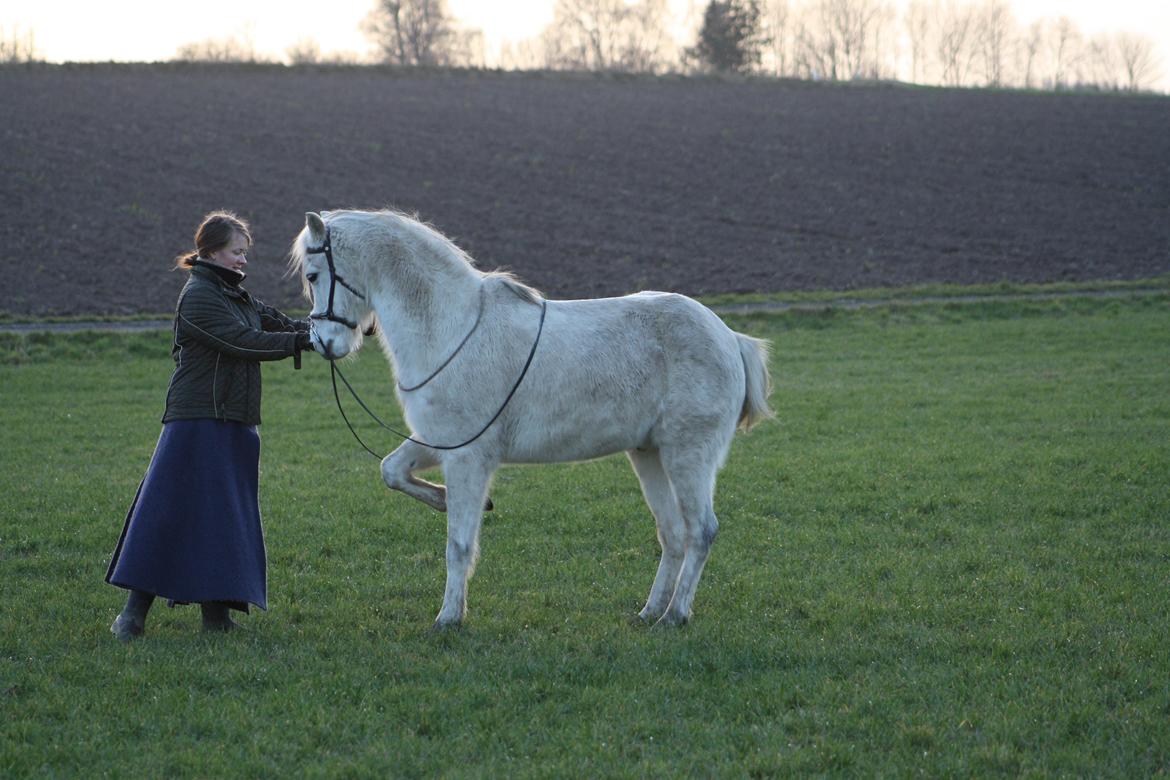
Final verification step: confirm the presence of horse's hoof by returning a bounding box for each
[430,619,462,634]
[633,607,662,624]
[629,612,654,627]
[484,496,494,512]
[655,611,690,628]
[110,614,144,642]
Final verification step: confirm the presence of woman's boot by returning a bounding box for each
[111,590,155,641]
[201,601,239,632]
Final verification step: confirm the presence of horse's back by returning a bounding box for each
[549,291,741,366]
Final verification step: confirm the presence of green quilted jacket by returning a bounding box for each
[162,262,310,426]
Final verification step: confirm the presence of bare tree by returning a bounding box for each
[1019,18,1045,89]
[285,38,367,66]
[363,0,479,67]
[1115,32,1160,92]
[1047,16,1081,89]
[794,0,893,81]
[829,0,890,79]
[934,0,978,86]
[457,29,488,68]
[286,38,322,65]
[765,0,794,76]
[499,38,545,70]
[863,0,898,79]
[1079,34,1121,90]
[0,25,41,63]
[617,0,673,71]
[975,0,1014,87]
[903,0,931,83]
[175,32,268,63]
[541,0,672,72]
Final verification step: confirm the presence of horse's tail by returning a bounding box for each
[735,333,774,432]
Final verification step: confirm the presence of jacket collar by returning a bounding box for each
[191,260,249,298]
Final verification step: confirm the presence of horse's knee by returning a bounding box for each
[446,538,477,567]
[381,450,419,491]
[380,456,403,490]
[701,515,718,549]
[685,512,718,553]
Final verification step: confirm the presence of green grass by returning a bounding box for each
[2,290,1169,777]
[696,273,1170,309]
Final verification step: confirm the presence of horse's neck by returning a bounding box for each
[373,269,482,381]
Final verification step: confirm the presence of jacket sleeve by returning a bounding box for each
[254,297,311,334]
[177,285,300,362]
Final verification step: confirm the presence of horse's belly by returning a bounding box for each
[504,413,649,464]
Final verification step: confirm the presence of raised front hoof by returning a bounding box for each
[110,614,144,642]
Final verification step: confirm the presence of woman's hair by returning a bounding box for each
[174,210,253,269]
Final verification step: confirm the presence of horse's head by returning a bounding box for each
[292,212,375,360]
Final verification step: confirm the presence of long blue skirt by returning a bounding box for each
[106,419,267,612]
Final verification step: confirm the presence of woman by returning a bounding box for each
[106,210,315,640]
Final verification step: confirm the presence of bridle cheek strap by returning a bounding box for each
[305,225,366,331]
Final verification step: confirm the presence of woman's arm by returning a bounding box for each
[254,298,311,334]
[177,285,305,362]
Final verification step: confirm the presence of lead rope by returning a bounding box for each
[329,298,547,455]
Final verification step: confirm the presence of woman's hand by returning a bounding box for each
[296,331,319,354]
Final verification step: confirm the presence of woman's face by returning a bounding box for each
[206,232,249,272]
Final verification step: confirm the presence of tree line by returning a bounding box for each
[4,2,1161,92]
[344,0,1163,92]
[1,25,39,63]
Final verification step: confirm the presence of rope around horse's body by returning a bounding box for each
[329,298,547,455]
[395,286,486,393]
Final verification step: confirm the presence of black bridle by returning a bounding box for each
[304,225,366,331]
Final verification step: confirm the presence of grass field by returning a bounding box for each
[2,289,1168,777]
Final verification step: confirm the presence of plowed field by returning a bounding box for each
[2,64,1167,317]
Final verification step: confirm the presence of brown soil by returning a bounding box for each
[2,64,1167,318]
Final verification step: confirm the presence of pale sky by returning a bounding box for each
[2,0,1167,88]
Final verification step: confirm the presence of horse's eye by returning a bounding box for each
[306,273,318,284]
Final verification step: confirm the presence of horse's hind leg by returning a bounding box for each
[381,441,447,512]
[627,449,685,623]
[657,446,722,626]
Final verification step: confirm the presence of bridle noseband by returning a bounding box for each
[305,225,366,331]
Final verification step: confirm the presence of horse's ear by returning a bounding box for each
[305,212,326,242]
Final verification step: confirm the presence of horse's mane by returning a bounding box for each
[287,208,542,304]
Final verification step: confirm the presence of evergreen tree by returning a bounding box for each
[688,1,769,73]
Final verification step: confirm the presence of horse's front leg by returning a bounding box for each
[381,441,447,511]
[381,441,495,513]
[434,456,496,630]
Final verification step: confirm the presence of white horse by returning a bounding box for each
[291,209,773,629]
